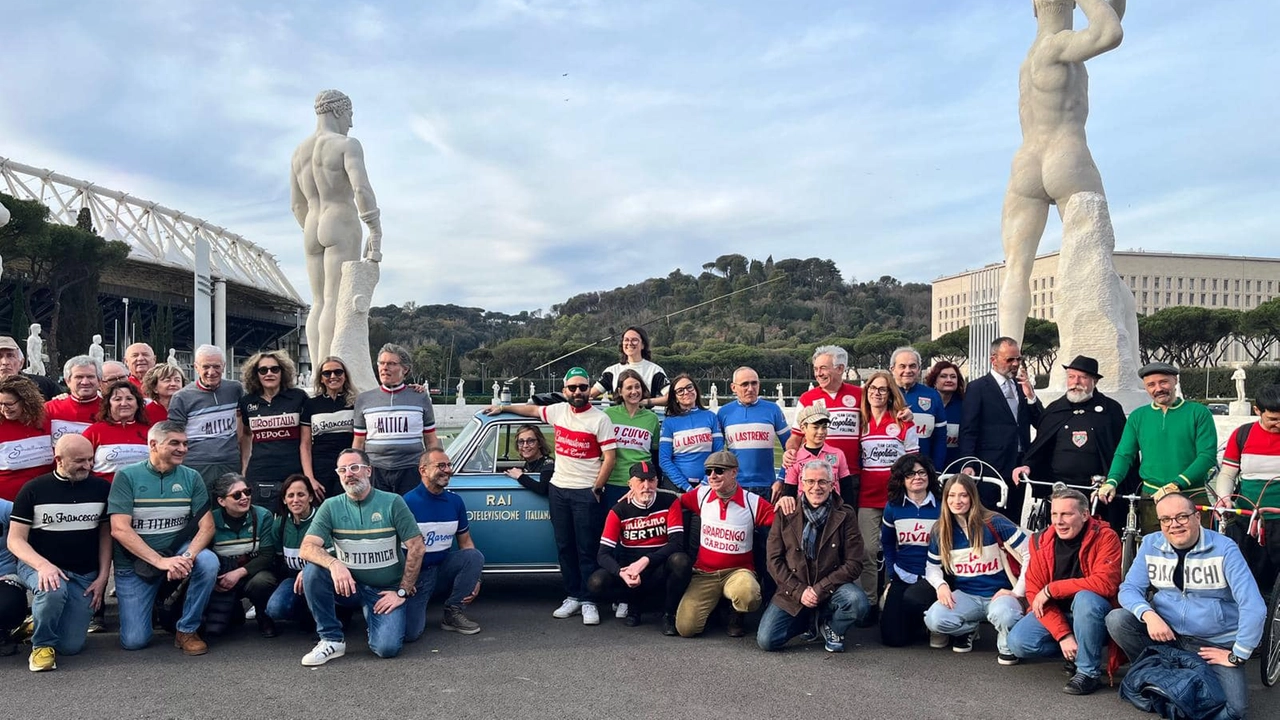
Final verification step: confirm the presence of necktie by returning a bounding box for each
[1003,378,1018,419]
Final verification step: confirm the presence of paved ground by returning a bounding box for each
[1,575,1271,720]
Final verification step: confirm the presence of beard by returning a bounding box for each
[568,393,588,408]
[343,478,371,498]
[1065,388,1093,404]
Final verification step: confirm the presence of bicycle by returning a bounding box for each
[940,457,1009,512]
[1014,475,1102,533]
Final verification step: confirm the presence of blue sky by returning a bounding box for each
[2,1,1276,313]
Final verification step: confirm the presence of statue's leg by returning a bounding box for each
[998,189,1050,346]
[320,243,358,364]
[304,243,327,363]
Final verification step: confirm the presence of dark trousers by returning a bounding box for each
[205,569,280,635]
[587,552,693,616]
[372,466,422,496]
[0,579,27,632]
[880,576,938,647]
[549,485,606,602]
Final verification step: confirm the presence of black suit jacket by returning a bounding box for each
[957,372,1043,485]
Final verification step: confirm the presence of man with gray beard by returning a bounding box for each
[1013,357,1130,524]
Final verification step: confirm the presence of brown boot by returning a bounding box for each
[726,611,745,638]
[174,631,208,656]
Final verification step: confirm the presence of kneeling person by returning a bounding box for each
[1007,488,1121,695]
[403,449,484,639]
[8,435,111,671]
[299,449,425,666]
[758,460,868,652]
[588,461,692,635]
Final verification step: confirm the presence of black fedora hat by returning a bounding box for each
[1062,355,1103,380]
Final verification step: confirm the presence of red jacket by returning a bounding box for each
[1024,517,1122,641]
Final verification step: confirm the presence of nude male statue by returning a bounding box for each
[291,90,382,365]
[998,0,1126,344]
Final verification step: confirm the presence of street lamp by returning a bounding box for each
[122,297,130,348]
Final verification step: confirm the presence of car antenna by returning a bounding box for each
[501,272,786,386]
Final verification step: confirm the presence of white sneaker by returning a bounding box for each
[245,606,257,620]
[301,639,346,667]
[929,631,949,649]
[581,602,600,626]
[615,602,629,619]
[552,597,582,619]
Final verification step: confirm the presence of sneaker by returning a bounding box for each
[998,652,1021,666]
[301,639,346,667]
[244,606,257,621]
[820,623,845,653]
[11,615,34,644]
[623,611,641,627]
[441,606,481,635]
[662,614,678,637]
[552,597,582,619]
[28,646,56,672]
[581,602,600,626]
[726,611,745,638]
[951,629,978,653]
[174,630,208,656]
[929,631,949,649]
[801,615,820,642]
[86,617,105,634]
[615,602,629,619]
[1063,672,1101,696]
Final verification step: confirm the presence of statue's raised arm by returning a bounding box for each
[1041,0,1124,64]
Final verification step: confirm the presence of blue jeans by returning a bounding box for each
[548,485,605,602]
[17,564,98,654]
[924,589,1024,654]
[302,562,406,658]
[1007,590,1110,677]
[265,574,310,622]
[404,548,485,642]
[756,583,869,651]
[114,544,219,650]
[1106,608,1249,720]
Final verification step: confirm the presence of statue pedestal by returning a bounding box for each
[330,260,380,393]
[1229,400,1252,417]
[1048,193,1144,396]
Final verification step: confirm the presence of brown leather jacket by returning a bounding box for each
[765,495,865,616]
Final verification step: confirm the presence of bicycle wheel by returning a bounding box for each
[1264,575,1280,687]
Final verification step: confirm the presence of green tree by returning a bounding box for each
[1021,318,1060,377]
[1237,298,1280,364]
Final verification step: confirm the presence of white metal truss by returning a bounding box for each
[0,157,303,304]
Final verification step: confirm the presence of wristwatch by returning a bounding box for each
[396,587,409,599]
[180,551,193,560]
[1227,653,1245,667]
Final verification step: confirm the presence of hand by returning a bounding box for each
[622,558,650,577]
[1017,368,1035,399]
[782,448,797,468]
[504,468,523,480]
[161,555,193,581]
[329,563,357,597]
[1030,587,1051,618]
[293,572,306,595]
[481,405,501,416]
[1096,484,1117,504]
[895,407,914,426]
[35,563,68,592]
[993,588,1017,602]
[960,466,975,477]
[1197,647,1233,667]
[936,585,956,610]
[800,587,820,608]
[216,567,248,592]
[1142,611,1176,643]
[462,581,480,604]
[310,477,326,499]
[775,496,797,516]
[373,590,405,614]
[364,229,383,263]
[1011,466,1031,486]
[620,569,642,588]
[769,481,783,504]
[86,574,108,611]
[1059,634,1078,663]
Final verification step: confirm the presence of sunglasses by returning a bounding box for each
[565,384,590,393]
[256,365,282,375]
[321,369,345,378]
[225,489,252,501]
[707,467,732,476]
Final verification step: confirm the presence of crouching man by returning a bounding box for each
[758,460,868,652]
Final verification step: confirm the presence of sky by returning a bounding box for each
[2,1,1276,314]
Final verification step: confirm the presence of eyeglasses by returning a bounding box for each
[377,360,402,367]
[104,375,127,383]
[321,369,345,378]
[225,489,252,501]
[0,400,18,409]
[256,366,282,375]
[420,462,453,471]
[335,463,370,474]
[867,386,890,394]
[906,469,930,478]
[565,384,590,393]
[674,385,697,395]
[1158,512,1196,527]
[801,478,833,487]
[707,467,732,476]
[812,365,835,374]
[515,438,539,446]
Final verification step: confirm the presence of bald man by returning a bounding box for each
[124,343,156,389]
[7,435,112,671]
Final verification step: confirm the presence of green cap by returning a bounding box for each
[564,366,590,382]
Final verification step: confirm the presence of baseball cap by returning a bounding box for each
[796,404,830,426]
[0,337,19,352]
[629,461,658,481]
[564,367,589,383]
[704,450,739,470]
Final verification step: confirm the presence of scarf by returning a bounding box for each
[802,497,832,561]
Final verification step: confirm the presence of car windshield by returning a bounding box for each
[445,417,482,462]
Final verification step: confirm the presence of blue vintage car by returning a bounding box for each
[443,411,559,572]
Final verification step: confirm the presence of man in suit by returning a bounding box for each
[958,337,1042,518]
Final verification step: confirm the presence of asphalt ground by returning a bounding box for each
[1,574,1273,720]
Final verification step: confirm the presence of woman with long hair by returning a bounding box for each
[924,361,966,468]
[879,454,944,647]
[82,381,151,481]
[603,369,660,506]
[237,350,314,506]
[504,424,554,496]
[265,474,324,629]
[590,326,669,406]
[658,374,722,491]
[923,473,1028,663]
[0,376,53,501]
[305,356,356,498]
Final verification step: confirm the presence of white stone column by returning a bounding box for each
[213,277,227,356]
[193,235,212,349]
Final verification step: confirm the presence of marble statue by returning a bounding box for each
[292,89,382,386]
[456,378,466,406]
[997,1,1141,394]
[1233,366,1247,402]
[528,381,536,398]
[808,382,815,392]
[26,323,45,376]
[88,334,105,365]
[492,381,501,403]
[709,383,720,411]
[168,348,180,367]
